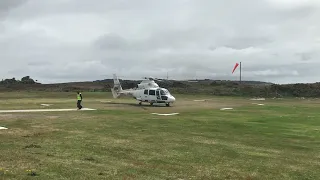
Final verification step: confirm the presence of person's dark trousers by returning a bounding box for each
[77,100,82,109]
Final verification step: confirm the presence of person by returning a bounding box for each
[76,91,83,109]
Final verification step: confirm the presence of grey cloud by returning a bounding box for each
[240,61,320,81]
[27,61,52,66]
[282,5,316,19]
[6,0,171,21]
[0,0,27,19]
[93,33,129,50]
[295,52,313,62]
[224,37,273,50]
[0,0,320,84]
[92,26,228,52]
[144,28,223,50]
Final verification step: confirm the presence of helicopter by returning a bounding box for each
[111,74,176,106]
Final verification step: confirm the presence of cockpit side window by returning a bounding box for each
[149,90,155,95]
[144,90,148,94]
[161,90,171,95]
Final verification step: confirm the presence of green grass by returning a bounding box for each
[0,92,319,179]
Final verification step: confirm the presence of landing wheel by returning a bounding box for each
[139,102,142,105]
[150,102,153,106]
[166,103,170,107]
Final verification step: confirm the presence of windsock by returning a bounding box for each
[232,63,239,74]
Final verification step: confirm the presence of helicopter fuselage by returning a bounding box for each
[111,74,176,106]
[131,87,175,106]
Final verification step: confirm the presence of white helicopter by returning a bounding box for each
[111,74,176,106]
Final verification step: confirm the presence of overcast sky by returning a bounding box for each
[0,0,319,84]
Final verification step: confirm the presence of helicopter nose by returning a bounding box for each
[170,96,176,102]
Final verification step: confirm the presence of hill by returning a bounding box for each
[1,76,320,97]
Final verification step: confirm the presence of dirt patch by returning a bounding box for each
[100,100,112,103]
[250,98,265,101]
[23,144,41,149]
[46,116,60,119]
[0,114,16,120]
[2,128,30,136]
[0,114,14,117]
[192,136,216,145]
[0,114,36,122]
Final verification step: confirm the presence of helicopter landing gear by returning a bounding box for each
[150,102,154,106]
[139,102,142,105]
[166,103,170,107]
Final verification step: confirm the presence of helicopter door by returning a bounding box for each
[148,89,157,102]
[156,90,161,100]
[143,89,148,101]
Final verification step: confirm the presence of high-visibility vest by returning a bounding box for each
[77,93,82,100]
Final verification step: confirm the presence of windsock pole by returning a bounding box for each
[240,62,242,84]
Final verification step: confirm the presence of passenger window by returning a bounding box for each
[144,90,148,94]
[149,90,155,95]
[156,91,160,96]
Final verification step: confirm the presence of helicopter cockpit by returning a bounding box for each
[155,88,175,102]
[159,88,171,95]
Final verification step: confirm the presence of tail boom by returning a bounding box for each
[111,74,134,98]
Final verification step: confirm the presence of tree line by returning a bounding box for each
[0,76,38,84]
[1,76,320,98]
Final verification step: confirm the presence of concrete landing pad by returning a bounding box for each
[0,108,96,113]
[151,113,179,116]
[220,108,233,110]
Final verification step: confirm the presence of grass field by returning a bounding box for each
[0,92,319,180]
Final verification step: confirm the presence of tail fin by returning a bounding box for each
[111,74,122,98]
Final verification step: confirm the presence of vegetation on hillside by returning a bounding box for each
[1,76,320,97]
[0,76,38,85]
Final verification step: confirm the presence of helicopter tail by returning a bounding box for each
[111,74,123,98]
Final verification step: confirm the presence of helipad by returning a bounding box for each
[0,108,96,113]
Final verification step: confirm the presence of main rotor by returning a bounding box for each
[142,76,164,81]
